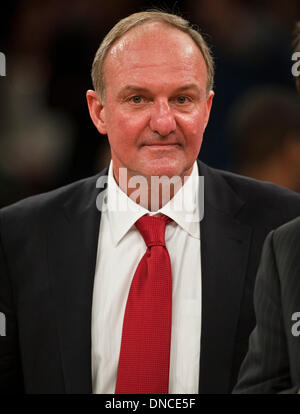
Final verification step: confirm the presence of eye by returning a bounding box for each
[176,96,189,104]
[130,95,143,104]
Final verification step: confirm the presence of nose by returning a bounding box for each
[149,100,176,137]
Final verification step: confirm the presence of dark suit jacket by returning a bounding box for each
[1,160,300,394]
[233,217,300,394]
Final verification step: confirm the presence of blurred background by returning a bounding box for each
[0,0,300,207]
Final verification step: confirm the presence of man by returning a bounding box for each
[233,217,300,393]
[1,11,300,394]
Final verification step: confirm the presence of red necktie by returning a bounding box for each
[115,214,173,394]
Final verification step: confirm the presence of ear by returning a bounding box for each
[203,90,214,131]
[86,90,107,134]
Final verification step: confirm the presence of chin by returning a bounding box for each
[141,162,187,179]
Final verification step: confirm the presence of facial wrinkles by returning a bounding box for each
[119,56,201,84]
[104,24,210,145]
[106,25,207,90]
[109,65,207,106]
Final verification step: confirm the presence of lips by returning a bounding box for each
[143,142,180,147]
[143,144,180,151]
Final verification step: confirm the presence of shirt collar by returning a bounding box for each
[105,161,201,246]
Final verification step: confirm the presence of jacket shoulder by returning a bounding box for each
[218,168,300,214]
[0,169,107,224]
[219,168,300,202]
[273,216,300,246]
[199,161,300,227]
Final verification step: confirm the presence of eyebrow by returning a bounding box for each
[117,86,149,99]
[172,84,202,94]
[117,83,202,98]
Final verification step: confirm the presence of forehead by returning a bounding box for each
[103,22,207,91]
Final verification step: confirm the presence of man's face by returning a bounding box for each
[88,22,214,182]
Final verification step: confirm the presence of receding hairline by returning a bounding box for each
[103,21,208,79]
[108,18,196,41]
[91,12,214,100]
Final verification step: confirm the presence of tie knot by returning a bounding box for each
[135,214,172,248]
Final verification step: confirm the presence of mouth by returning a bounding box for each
[143,143,180,149]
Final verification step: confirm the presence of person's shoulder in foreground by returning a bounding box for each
[233,216,300,394]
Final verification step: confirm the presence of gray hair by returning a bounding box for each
[91,10,214,101]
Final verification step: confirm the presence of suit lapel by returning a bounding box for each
[197,161,252,393]
[46,160,251,393]
[47,169,107,393]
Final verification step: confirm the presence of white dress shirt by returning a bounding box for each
[91,161,202,393]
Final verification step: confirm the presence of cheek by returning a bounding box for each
[110,111,146,140]
[106,112,146,155]
[179,113,206,144]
